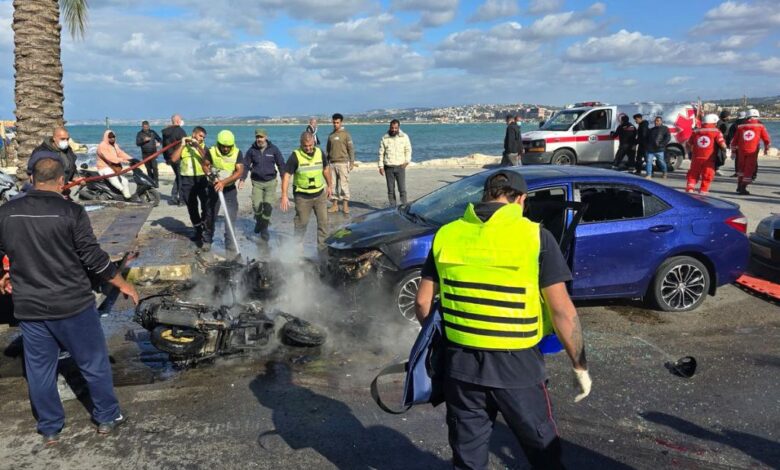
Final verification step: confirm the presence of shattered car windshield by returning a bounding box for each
[541,110,584,131]
[406,173,488,225]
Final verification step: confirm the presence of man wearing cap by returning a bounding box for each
[240,128,285,242]
[414,170,590,469]
[0,156,139,444]
[205,130,244,255]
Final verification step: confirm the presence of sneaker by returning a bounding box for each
[97,414,126,434]
[42,431,61,446]
[254,221,262,234]
[644,175,652,179]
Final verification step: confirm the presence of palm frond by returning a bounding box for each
[60,0,89,40]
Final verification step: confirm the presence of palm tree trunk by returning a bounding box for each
[13,0,65,180]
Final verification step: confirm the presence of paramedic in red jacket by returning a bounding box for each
[686,114,726,195]
[731,109,771,195]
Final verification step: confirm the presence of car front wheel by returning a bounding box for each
[649,256,710,312]
[394,269,422,323]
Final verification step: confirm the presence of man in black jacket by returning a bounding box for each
[0,157,138,444]
[239,128,286,241]
[633,114,649,175]
[501,114,523,166]
[645,116,670,179]
[135,120,162,186]
[162,114,187,205]
[612,115,637,169]
[31,127,78,184]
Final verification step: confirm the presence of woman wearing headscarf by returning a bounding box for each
[96,129,132,200]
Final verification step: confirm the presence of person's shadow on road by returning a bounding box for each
[250,361,447,469]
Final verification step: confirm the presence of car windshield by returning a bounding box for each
[406,173,489,225]
[541,110,584,131]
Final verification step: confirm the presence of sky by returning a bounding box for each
[0,0,778,121]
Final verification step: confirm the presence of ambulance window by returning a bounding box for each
[576,184,666,222]
[524,187,568,242]
[582,110,611,130]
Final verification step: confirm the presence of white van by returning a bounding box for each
[521,101,697,170]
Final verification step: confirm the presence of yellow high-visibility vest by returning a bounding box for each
[180,142,206,177]
[433,203,543,350]
[293,147,325,193]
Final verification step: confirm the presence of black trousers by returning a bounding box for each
[142,153,159,187]
[180,176,212,241]
[384,165,408,206]
[635,146,647,173]
[207,184,239,250]
[614,144,636,167]
[445,377,563,470]
[166,158,182,202]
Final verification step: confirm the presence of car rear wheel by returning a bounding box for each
[394,269,422,323]
[649,256,710,312]
[551,149,576,165]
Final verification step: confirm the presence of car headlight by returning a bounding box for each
[528,140,546,152]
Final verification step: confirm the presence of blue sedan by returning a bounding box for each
[325,166,749,321]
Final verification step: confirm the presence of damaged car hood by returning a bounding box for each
[326,207,436,250]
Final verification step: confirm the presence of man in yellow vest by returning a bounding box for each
[415,170,591,469]
[169,126,213,250]
[279,132,333,250]
[206,130,244,255]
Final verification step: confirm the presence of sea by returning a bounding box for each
[68,122,780,164]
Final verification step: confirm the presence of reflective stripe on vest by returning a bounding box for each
[293,147,325,193]
[180,143,206,177]
[433,203,543,351]
[209,146,239,186]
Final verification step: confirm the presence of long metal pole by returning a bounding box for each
[218,188,241,257]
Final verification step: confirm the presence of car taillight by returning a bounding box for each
[725,215,747,233]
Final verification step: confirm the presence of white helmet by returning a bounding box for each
[748,108,760,118]
[703,114,719,124]
[737,111,747,119]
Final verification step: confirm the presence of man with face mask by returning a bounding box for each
[30,127,78,184]
[378,119,412,206]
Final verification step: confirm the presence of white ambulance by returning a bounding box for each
[521,101,697,170]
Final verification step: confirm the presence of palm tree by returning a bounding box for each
[12,0,88,180]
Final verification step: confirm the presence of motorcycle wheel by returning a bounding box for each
[280,318,327,347]
[79,188,97,201]
[150,326,206,356]
[142,189,160,207]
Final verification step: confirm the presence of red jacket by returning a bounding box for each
[688,124,725,160]
[731,119,771,154]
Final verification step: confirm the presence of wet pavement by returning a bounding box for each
[1,160,779,469]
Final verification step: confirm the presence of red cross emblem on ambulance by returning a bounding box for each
[696,136,711,148]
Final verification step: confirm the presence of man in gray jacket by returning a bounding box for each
[378,119,412,206]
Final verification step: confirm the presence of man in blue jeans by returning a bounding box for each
[645,116,669,179]
[0,156,139,445]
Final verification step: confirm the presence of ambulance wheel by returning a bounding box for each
[551,149,576,165]
[663,146,683,172]
[151,326,206,356]
[394,269,422,323]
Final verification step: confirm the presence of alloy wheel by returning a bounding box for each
[660,264,706,311]
[397,275,421,322]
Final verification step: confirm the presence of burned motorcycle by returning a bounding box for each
[134,297,326,366]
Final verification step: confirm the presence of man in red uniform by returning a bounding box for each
[731,109,771,195]
[686,114,726,195]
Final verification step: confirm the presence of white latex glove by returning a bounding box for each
[573,368,592,403]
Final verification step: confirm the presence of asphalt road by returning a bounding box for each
[0,157,778,469]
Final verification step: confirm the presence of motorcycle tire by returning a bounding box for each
[150,325,206,356]
[79,188,97,201]
[142,189,161,207]
[280,318,327,347]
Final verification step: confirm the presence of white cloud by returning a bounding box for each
[296,14,393,45]
[299,42,429,84]
[566,29,752,66]
[524,3,605,39]
[434,22,540,72]
[394,25,424,42]
[621,79,638,86]
[120,33,160,56]
[392,0,459,27]
[195,0,373,24]
[692,1,780,34]
[0,2,11,52]
[528,0,563,14]
[469,0,519,22]
[666,76,693,85]
[717,34,762,50]
[756,57,780,75]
